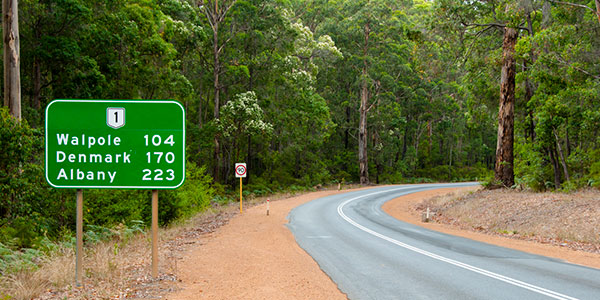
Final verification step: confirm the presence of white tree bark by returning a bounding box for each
[3,0,21,121]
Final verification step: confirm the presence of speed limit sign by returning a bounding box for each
[235,163,247,178]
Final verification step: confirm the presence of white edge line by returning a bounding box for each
[336,186,579,300]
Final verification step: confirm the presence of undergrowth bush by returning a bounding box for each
[172,162,215,219]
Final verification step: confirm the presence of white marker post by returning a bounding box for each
[267,198,270,216]
[235,163,247,213]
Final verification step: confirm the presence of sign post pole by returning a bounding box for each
[76,189,83,286]
[240,177,243,213]
[152,189,158,278]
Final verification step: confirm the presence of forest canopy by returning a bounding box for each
[1,0,599,250]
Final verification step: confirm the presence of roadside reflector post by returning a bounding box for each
[152,189,159,278]
[267,198,270,216]
[422,207,431,223]
[76,189,83,286]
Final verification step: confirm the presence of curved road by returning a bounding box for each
[287,183,600,300]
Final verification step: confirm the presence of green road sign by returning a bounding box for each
[45,100,185,189]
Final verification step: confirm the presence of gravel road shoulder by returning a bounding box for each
[382,187,600,269]
[165,189,357,299]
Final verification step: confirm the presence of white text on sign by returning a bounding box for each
[142,134,176,182]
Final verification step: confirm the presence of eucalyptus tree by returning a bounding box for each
[520,0,600,189]
[262,14,340,185]
[318,0,415,184]
[3,0,21,121]
[547,0,600,24]
[434,0,541,187]
[196,0,238,181]
[197,0,295,182]
[19,0,98,125]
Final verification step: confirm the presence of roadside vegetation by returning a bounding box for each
[1,0,599,298]
[1,183,343,299]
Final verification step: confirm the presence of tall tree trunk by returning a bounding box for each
[548,147,561,189]
[448,142,453,181]
[402,125,408,160]
[524,12,536,142]
[33,56,41,110]
[344,105,350,150]
[198,95,204,128]
[565,119,571,156]
[596,0,600,24]
[373,130,381,184]
[439,137,444,163]
[3,0,21,121]
[32,24,42,111]
[394,140,400,164]
[553,129,570,182]
[414,125,424,171]
[494,27,517,187]
[358,77,369,184]
[358,23,370,185]
[427,97,432,155]
[202,0,238,182]
[246,134,251,184]
[212,6,221,180]
[213,33,220,119]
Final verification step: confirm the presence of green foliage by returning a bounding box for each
[514,140,547,191]
[435,0,600,191]
[0,108,70,249]
[480,176,502,190]
[246,177,274,196]
[80,164,215,227]
[0,242,45,274]
[3,1,600,278]
[218,91,273,141]
[1,104,215,251]
[173,162,215,219]
[414,164,491,183]
[0,109,43,214]
[585,149,600,188]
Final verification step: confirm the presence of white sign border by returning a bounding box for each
[45,99,186,189]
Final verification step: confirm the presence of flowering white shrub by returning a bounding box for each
[217,91,273,139]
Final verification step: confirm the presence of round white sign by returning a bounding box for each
[235,163,247,177]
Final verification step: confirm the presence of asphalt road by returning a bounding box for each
[287,183,600,300]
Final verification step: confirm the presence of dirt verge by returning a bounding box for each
[382,187,600,269]
[165,189,354,300]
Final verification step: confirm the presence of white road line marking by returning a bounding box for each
[336,186,579,300]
